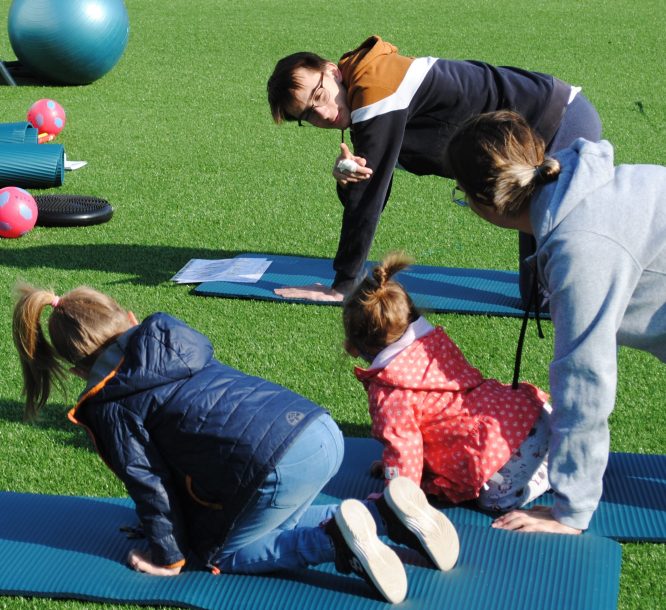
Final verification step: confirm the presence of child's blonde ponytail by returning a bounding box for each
[12,284,132,418]
[12,285,67,418]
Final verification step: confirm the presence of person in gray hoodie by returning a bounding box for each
[447,110,665,534]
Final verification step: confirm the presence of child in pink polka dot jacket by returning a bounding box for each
[343,253,552,512]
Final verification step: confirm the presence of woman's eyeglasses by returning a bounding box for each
[297,72,330,126]
[451,186,469,207]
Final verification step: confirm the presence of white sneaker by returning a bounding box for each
[383,476,460,571]
[328,499,408,604]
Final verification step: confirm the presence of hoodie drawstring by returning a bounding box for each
[512,270,545,389]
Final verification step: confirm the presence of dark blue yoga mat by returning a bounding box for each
[0,121,38,144]
[318,438,666,543]
[0,490,620,610]
[193,253,539,318]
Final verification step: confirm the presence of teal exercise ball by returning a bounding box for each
[8,0,129,85]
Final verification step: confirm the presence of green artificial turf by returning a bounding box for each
[0,0,665,608]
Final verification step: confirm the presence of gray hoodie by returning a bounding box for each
[529,139,666,530]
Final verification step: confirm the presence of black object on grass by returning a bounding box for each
[34,194,113,227]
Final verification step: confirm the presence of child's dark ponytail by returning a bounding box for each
[343,252,419,358]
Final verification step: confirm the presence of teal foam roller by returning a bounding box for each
[0,142,64,188]
[0,122,38,144]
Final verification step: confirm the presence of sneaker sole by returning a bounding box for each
[336,499,408,604]
[385,477,460,571]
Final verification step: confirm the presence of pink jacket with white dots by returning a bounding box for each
[354,319,549,504]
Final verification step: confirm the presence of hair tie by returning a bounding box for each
[533,163,547,183]
[51,296,60,308]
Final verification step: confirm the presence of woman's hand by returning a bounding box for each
[274,283,344,302]
[333,143,372,186]
[492,505,582,534]
[127,549,182,576]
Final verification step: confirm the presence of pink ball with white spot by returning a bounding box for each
[27,99,67,138]
[0,187,38,238]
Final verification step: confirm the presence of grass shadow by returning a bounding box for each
[1,244,239,286]
[0,398,93,452]
[0,245,345,287]
[336,421,371,438]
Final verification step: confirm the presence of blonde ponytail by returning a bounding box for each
[12,284,131,418]
[13,285,67,418]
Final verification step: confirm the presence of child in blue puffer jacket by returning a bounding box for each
[13,284,459,604]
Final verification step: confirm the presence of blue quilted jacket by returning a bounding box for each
[69,313,326,568]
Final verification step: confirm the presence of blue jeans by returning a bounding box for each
[213,413,346,574]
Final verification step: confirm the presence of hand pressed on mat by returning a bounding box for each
[128,549,182,576]
[492,505,582,535]
[274,283,344,302]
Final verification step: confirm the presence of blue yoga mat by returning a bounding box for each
[192,253,540,318]
[318,438,666,543]
[0,490,620,610]
[0,142,64,188]
[0,121,38,144]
